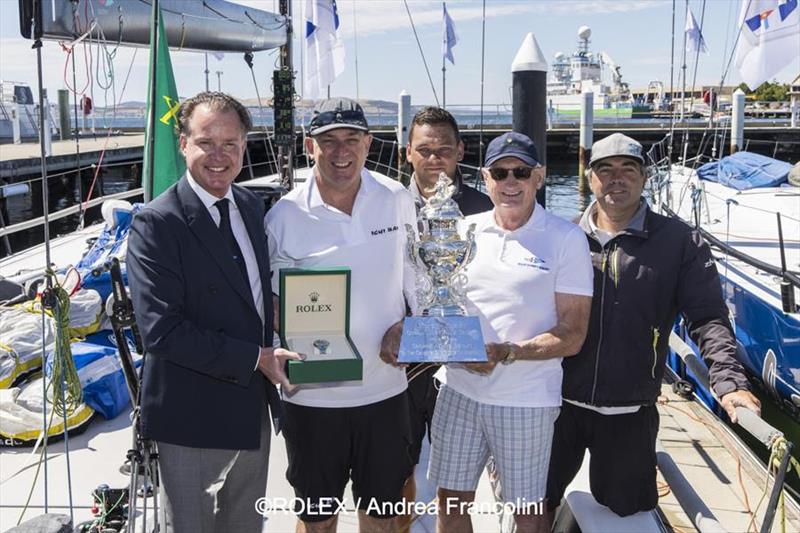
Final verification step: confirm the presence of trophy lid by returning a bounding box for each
[420,173,463,221]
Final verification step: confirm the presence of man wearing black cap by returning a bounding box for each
[265,97,418,532]
[428,132,593,533]
[545,133,760,519]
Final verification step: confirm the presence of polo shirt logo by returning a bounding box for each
[370,225,399,236]
[518,255,550,272]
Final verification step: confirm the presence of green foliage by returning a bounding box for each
[737,81,790,101]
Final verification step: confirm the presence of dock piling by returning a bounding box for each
[511,33,548,206]
[10,102,20,145]
[731,89,745,154]
[579,91,593,193]
[57,90,71,141]
[397,90,411,185]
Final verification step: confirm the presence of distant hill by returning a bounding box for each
[114,97,398,113]
[116,101,147,108]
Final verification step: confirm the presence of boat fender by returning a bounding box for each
[789,162,800,188]
[100,199,134,230]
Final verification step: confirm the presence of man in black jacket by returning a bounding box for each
[399,106,493,526]
[545,133,761,518]
[128,92,301,532]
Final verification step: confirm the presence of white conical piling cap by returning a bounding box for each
[511,33,548,73]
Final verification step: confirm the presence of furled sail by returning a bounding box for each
[18,0,287,52]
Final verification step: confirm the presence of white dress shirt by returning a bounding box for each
[187,173,264,370]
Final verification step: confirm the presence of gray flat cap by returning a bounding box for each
[589,133,645,166]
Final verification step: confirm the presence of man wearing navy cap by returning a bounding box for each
[266,97,418,532]
[546,132,760,519]
[428,131,593,533]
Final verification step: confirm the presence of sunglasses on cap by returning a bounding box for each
[487,166,534,181]
[310,110,367,127]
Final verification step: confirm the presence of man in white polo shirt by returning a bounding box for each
[428,132,593,533]
[265,97,417,532]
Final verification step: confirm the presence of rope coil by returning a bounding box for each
[43,269,83,418]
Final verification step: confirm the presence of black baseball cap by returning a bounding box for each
[308,97,369,136]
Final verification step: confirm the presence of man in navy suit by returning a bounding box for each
[128,92,302,533]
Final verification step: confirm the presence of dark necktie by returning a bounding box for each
[215,199,250,284]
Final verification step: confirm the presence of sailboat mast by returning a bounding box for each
[144,0,160,202]
[679,0,689,124]
[276,0,295,190]
[442,1,447,109]
[667,0,677,166]
[29,0,51,512]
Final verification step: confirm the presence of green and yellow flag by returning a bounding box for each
[143,3,185,201]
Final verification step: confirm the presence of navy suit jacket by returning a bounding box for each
[128,176,280,450]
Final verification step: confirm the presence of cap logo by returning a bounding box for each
[335,112,342,121]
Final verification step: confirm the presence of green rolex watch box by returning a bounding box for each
[279,267,362,384]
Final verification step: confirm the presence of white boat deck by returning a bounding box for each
[0,224,105,285]
[663,165,800,311]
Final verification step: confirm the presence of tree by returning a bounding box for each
[737,81,790,101]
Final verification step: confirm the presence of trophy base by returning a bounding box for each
[398,316,486,363]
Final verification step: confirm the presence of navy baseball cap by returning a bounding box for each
[484,132,540,167]
[308,97,369,136]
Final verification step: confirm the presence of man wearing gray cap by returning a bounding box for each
[265,97,418,532]
[545,133,761,518]
[428,132,593,533]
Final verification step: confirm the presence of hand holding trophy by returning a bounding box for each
[398,173,487,363]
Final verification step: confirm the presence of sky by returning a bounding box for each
[1,0,798,109]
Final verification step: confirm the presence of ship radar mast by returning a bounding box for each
[577,26,591,54]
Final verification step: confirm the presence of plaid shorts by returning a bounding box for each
[427,385,559,504]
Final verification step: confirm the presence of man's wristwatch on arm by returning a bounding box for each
[502,342,517,365]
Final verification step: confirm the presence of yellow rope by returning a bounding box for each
[44,270,83,418]
[750,435,800,533]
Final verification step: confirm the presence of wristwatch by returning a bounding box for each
[502,342,517,365]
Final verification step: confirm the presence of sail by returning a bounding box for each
[18,0,286,52]
[143,4,185,201]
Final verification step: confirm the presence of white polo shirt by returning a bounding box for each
[265,167,418,408]
[436,204,594,408]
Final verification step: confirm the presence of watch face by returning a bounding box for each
[503,343,515,365]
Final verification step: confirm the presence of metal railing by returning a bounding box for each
[668,332,795,533]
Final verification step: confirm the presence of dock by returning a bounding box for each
[0,134,145,180]
[2,125,798,184]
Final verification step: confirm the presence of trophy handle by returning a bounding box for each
[405,223,419,265]
[462,223,477,267]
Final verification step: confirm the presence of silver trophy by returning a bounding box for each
[398,173,487,363]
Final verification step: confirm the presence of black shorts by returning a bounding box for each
[406,364,440,466]
[545,401,659,517]
[282,392,413,522]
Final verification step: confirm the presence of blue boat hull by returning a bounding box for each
[670,272,800,423]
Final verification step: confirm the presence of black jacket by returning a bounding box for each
[128,176,280,449]
[561,201,750,407]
